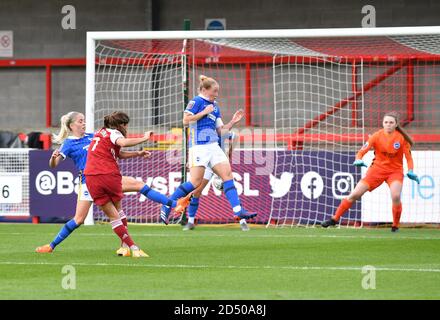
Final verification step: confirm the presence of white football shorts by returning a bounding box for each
[188,142,229,170]
[78,183,93,202]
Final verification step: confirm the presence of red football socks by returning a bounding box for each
[119,210,128,227]
[111,219,135,248]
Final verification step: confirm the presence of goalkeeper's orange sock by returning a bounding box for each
[333,199,353,222]
[392,203,402,228]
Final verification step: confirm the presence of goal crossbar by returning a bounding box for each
[87,26,440,41]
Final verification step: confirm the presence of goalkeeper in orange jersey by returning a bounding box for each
[321,111,420,232]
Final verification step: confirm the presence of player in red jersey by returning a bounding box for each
[84,112,190,257]
[321,111,420,232]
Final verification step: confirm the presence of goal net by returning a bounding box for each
[0,149,30,217]
[86,28,440,227]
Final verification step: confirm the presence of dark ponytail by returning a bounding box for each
[384,111,414,147]
[104,111,129,137]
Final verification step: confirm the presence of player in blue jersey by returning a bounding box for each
[182,130,251,231]
[159,75,257,224]
[36,111,189,255]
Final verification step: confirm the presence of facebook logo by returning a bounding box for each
[300,171,324,200]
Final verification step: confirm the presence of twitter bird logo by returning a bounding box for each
[269,172,294,198]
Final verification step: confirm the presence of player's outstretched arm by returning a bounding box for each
[216,109,244,138]
[353,133,376,168]
[222,109,244,131]
[119,150,152,159]
[49,149,63,168]
[116,131,153,148]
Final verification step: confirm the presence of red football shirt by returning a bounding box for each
[84,128,123,176]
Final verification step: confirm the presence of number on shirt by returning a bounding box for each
[91,137,100,151]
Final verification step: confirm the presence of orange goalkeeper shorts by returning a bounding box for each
[361,166,404,192]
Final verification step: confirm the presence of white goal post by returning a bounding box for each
[85,26,440,227]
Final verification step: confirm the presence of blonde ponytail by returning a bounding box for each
[53,111,80,144]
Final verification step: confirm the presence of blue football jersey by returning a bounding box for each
[185,95,222,148]
[59,133,94,183]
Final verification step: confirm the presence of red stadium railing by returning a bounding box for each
[0,56,436,137]
[0,58,86,128]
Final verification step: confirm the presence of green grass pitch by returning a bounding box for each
[0,223,439,299]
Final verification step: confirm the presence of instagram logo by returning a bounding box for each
[332,172,354,199]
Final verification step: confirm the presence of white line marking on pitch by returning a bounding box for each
[1,232,440,241]
[1,261,440,273]
[79,233,440,241]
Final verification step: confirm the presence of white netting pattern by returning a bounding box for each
[0,149,30,216]
[88,33,440,227]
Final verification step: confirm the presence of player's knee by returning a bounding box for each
[134,181,145,191]
[217,170,233,181]
[190,177,203,188]
[224,172,233,181]
[74,216,85,225]
[193,189,202,197]
[348,193,360,201]
[123,180,144,192]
